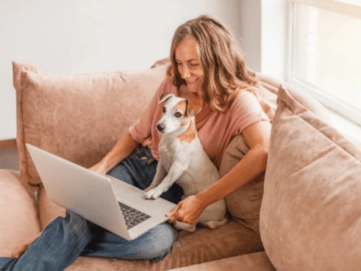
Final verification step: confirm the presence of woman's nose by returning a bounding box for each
[180,66,191,79]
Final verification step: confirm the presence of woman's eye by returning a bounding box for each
[163,107,166,113]
[176,62,182,66]
[190,63,199,67]
[174,112,182,118]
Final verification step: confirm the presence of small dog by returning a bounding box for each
[144,93,228,232]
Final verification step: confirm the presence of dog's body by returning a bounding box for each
[145,94,228,232]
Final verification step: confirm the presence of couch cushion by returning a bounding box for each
[220,135,265,234]
[168,251,275,271]
[65,220,263,271]
[217,76,279,235]
[36,186,264,270]
[12,62,168,195]
[38,185,66,229]
[260,85,361,271]
[0,170,41,257]
[220,74,330,235]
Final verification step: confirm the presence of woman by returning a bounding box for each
[1,14,271,270]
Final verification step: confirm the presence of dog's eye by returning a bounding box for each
[162,107,166,113]
[174,112,182,118]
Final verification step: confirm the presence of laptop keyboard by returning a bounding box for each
[118,202,151,230]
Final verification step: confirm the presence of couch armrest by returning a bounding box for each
[0,170,41,257]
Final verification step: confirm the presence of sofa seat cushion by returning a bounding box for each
[12,62,168,195]
[169,251,276,271]
[65,220,263,271]
[0,170,41,257]
[38,186,264,271]
[260,85,361,271]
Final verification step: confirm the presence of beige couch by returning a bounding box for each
[1,59,361,271]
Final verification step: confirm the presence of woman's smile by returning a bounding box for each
[175,38,204,94]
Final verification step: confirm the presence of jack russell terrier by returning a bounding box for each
[144,93,228,232]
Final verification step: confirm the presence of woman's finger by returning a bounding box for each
[166,202,181,217]
[169,214,178,223]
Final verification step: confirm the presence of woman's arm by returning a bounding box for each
[89,133,139,175]
[167,120,271,224]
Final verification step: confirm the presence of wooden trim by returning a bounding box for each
[0,139,17,149]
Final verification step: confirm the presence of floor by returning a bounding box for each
[0,147,19,171]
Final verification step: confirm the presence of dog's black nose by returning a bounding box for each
[157,123,165,132]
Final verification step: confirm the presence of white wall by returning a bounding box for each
[239,0,287,80]
[0,0,242,140]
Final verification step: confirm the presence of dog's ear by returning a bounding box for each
[186,100,203,117]
[158,93,175,104]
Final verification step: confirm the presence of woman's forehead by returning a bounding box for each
[175,38,200,61]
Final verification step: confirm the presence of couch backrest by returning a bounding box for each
[13,61,167,195]
[219,73,332,234]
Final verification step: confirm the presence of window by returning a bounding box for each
[287,0,361,126]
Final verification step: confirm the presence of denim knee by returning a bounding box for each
[147,223,178,262]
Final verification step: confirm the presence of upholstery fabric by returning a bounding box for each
[12,62,168,195]
[65,220,263,271]
[36,185,264,270]
[220,135,265,234]
[0,170,40,257]
[260,85,361,271]
[256,73,331,124]
[218,74,278,235]
[169,251,276,271]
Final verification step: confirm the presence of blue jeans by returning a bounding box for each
[0,146,183,271]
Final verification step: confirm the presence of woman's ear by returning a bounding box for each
[186,100,203,117]
[158,93,175,104]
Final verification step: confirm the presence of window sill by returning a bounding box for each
[329,110,361,148]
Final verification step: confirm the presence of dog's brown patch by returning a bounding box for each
[175,100,187,117]
[178,119,197,143]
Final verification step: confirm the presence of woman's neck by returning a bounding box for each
[178,84,213,124]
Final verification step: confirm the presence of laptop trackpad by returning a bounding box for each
[116,187,146,206]
[115,187,174,215]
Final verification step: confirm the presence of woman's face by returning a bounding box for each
[175,38,204,95]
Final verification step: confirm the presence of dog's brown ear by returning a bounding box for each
[158,93,174,104]
[186,100,202,117]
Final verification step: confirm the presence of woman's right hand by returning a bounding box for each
[88,162,107,176]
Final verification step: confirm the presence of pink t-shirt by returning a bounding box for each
[129,76,270,169]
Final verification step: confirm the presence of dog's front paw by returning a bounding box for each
[144,188,163,200]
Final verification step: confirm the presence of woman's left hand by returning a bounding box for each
[166,195,206,224]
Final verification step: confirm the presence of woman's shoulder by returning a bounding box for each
[229,88,263,114]
[234,88,260,104]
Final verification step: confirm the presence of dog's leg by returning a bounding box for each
[205,217,229,229]
[173,221,196,232]
[198,201,228,229]
[144,161,167,192]
[145,161,187,199]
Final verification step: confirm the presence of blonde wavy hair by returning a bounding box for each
[167,14,260,113]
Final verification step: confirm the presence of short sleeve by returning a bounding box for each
[230,89,270,135]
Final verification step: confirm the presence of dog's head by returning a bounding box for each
[156,93,202,134]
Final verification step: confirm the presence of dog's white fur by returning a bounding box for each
[144,94,228,232]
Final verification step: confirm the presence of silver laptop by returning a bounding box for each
[26,143,176,241]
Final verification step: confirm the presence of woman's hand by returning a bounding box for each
[88,162,107,176]
[166,195,206,224]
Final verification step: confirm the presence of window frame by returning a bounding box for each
[286,0,361,126]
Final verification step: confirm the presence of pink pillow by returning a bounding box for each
[0,170,40,257]
[260,85,361,270]
[12,62,168,195]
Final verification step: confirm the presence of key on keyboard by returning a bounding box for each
[118,202,151,229]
